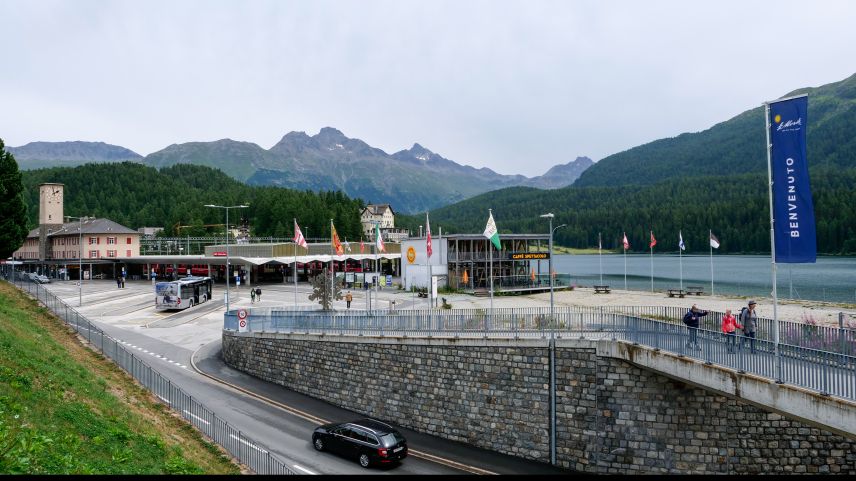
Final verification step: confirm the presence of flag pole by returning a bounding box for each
[764,101,780,380]
[650,230,654,292]
[598,232,602,285]
[623,232,627,291]
[679,231,683,291]
[489,209,494,331]
[330,219,334,310]
[709,229,714,296]
[294,218,298,307]
[427,212,432,310]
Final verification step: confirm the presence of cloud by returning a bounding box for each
[1,0,855,175]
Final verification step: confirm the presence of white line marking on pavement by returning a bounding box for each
[229,434,268,453]
[158,395,171,404]
[183,410,211,425]
[293,465,316,475]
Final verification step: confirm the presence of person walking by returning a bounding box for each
[250,288,256,303]
[740,300,758,353]
[345,290,353,309]
[255,287,262,302]
[116,276,122,289]
[682,304,708,351]
[721,309,742,353]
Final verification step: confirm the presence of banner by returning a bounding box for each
[768,95,816,263]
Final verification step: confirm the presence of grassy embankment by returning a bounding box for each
[0,282,241,474]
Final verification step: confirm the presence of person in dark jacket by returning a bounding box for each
[683,304,708,351]
[739,300,758,353]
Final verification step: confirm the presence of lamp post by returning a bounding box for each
[65,215,90,307]
[540,212,565,467]
[204,204,249,312]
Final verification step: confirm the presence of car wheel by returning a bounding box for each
[201,294,207,303]
[188,300,194,308]
[359,453,371,468]
[313,437,324,451]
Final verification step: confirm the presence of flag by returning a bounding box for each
[484,211,501,250]
[768,95,816,263]
[426,213,433,258]
[622,232,630,250]
[598,232,602,250]
[710,232,720,249]
[679,231,686,251]
[360,238,365,253]
[344,239,352,252]
[649,231,657,248]
[293,220,308,249]
[331,222,344,255]
[375,223,385,252]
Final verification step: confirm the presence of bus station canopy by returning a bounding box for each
[124,253,400,266]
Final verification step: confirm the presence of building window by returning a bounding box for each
[126,237,132,244]
[107,237,117,245]
[107,250,117,258]
[89,237,97,245]
[126,249,132,257]
[89,250,98,258]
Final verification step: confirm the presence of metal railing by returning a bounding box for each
[225,306,856,401]
[2,272,294,475]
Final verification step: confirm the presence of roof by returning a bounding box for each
[347,419,397,435]
[361,204,395,216]
[40,218,140,237]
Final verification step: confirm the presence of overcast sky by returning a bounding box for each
[1,0,854,176]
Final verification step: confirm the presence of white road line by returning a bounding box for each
[183,410,211,426]
[229,434,268,453]
[157,395,171,404]
[292,465,316,475]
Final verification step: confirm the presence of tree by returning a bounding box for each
[308,271,343,311]
[0,138,29,258]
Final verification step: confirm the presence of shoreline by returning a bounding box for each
[440,286,856,328]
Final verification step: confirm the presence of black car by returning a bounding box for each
[312,419,408,468]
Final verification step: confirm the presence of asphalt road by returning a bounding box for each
[32,279,569,475]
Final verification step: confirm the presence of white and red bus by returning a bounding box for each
[155,276,213,310]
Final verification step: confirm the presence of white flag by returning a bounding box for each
[710,232,720,249]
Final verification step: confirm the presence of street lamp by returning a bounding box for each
[65,215,90,307]
[540,212,565,468]
[204,204,249,312]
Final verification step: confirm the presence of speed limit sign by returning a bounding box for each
[237,309,248,320]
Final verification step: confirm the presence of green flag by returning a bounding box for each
[484,211,501,250]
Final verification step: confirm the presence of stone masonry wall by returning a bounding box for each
[223,332,856,473]
[222,333,552,462]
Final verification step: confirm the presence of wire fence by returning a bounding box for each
[2,272,295,475]
[225,305,856,401]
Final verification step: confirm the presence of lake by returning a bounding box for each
[542,254,856,304]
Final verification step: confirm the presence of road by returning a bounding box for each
[35,278,568,475]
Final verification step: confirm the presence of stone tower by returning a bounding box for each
[38,183,65,261]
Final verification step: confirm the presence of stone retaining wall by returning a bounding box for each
[222,332,856,473]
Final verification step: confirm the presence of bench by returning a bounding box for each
[667,289,686,298]
[685,286,705,296]
[594,285,611,294]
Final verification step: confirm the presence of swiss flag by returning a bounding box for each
[426,213,433,258]
[649,231,657,248]
[622,232,630,250]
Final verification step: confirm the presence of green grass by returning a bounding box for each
[0,283,241,474]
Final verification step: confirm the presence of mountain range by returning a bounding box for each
[9,130,593,213]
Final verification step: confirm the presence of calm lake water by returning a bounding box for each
[542,254,856,304]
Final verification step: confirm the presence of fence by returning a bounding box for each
[2,272,294,475]
[226,305,856,402]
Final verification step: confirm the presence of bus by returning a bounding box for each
[155,276,213,310]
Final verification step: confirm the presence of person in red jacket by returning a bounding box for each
[721,309,743,353]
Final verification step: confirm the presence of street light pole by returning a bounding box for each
[205,204,249,312]
[539,212,565,467]
[66,215,89,307]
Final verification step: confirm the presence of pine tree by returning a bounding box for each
[0,139,29,258]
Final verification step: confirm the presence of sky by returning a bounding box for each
[1,0,855,176]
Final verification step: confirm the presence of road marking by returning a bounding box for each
[292,465,316,475]
[158,395,171,404]
[229,434,268,453]
[183,410,211,425]
[190,343,498,476]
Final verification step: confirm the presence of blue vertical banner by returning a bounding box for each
[768,95,816,263]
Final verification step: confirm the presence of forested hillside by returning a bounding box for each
[574,73,856,187]
[20,163,364,241]
[399,167,856,255]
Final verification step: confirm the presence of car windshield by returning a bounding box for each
[380,432,405,447]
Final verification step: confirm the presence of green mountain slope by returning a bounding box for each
[8,141,142,170]
[20,163,364,241]
[575,73,856,187]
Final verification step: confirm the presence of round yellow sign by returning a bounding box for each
[406,246,416,264]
